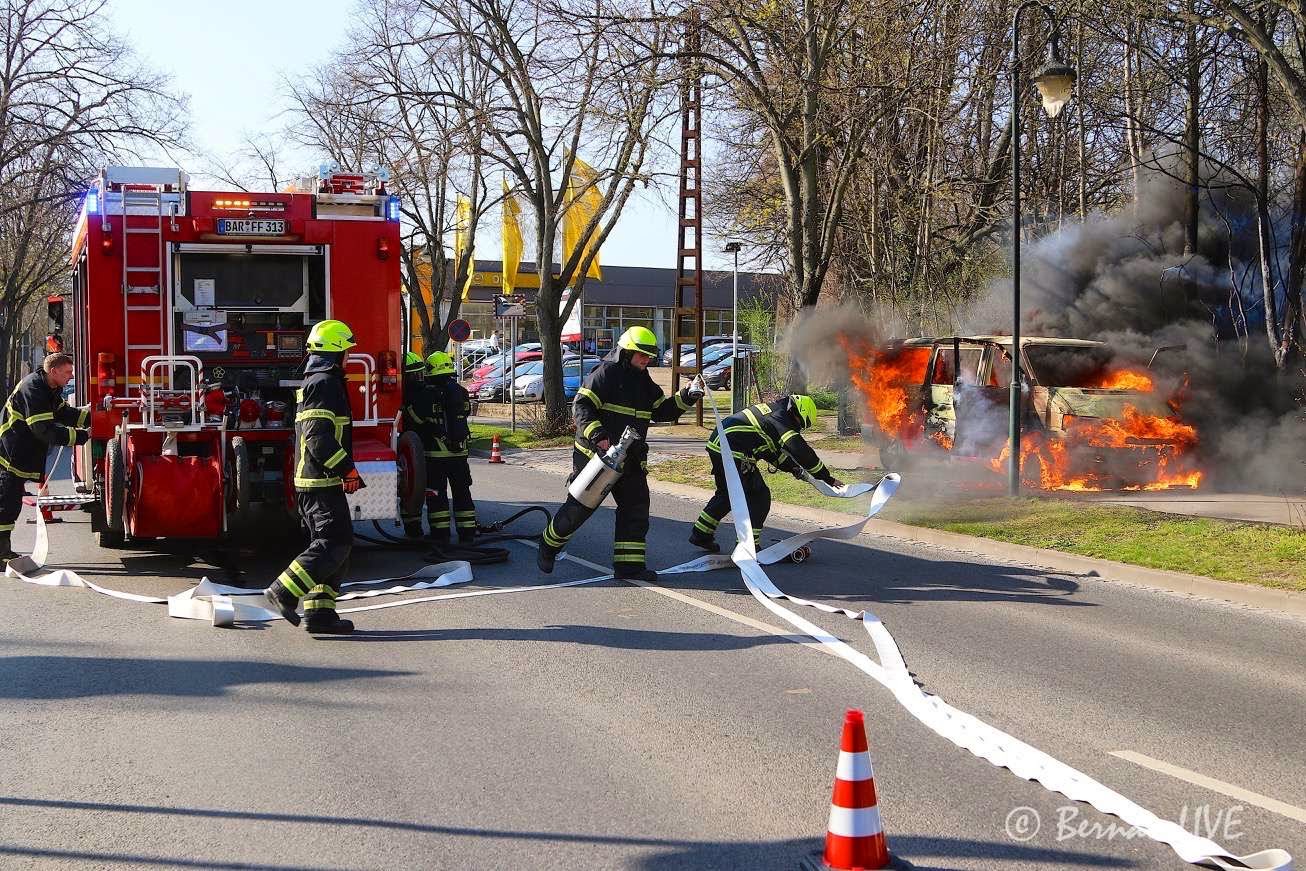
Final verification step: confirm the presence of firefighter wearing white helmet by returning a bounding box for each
[537,326,702,581]
[690,394,843,554]
[419,349,477,543]
[263,319,362,635]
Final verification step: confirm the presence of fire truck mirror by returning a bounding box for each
[47,298,64,333]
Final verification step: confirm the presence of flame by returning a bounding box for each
[840,337,1203,492]
[839,336,929,444]
[1089,369,1154,392]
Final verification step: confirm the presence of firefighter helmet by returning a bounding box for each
[617,325,658,356]
[792,394,818,430]
[306,319,357,352]
[404,351,426,375]
[426,351,455,376]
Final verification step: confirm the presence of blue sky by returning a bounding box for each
[107,0,740,270]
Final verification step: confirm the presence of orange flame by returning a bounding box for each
[1088,369,1154,392]
[839,336,929,444]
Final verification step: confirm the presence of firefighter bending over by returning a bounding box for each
[537,326,702,581]
[421,350,476,544]
[263,320,363,635]
[0,352,89,559]
[690,394,843,553]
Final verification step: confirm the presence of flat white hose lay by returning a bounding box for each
[694,390,1291,871]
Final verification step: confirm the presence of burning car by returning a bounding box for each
[843,335,1202,491]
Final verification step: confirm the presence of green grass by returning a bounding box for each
[646,456,1306,592]
[468,423,573,450]
[807,434,868,453]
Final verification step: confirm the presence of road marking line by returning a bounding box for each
[527,543,841,658]
[1110,750,1306,825]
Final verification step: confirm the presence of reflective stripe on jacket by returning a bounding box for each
[706,397,832,481]
[572,350,695,463]
[0,370,88,479]
[293,355,354,489]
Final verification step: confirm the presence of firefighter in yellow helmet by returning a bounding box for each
[690,394,842,553]
[538,326,702,581]
[399,352,434,536]
[263,320,362,635]
[423,350,477,543]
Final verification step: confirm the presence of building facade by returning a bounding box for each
[423,259,780,353]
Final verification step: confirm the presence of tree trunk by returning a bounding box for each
[1283,129,1306,368]
[1255,33,1282,363]
[1183,8,1200,256]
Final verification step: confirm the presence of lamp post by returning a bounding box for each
[1009,1,1076,496]
[724,241,743,412]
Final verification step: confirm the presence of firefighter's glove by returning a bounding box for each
[827,476,846,489]
[342,469,366,494]
[594,437,612,454]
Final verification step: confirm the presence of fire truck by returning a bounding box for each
[61,166,425,548]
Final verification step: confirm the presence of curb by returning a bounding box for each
[476,449,1306,619]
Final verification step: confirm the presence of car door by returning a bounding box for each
[952,341,1012,457]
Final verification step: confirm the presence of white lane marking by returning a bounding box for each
[525,542,840,658]
[1111,750,1306,825]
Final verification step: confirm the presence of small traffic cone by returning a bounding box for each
[817,709,890,870]
[487,433,505,464]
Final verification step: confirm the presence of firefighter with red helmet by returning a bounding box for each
[537,326,702,581]
[263,320,363,635]
[689,394,842,553]
[0,352,88,559]
[423,350,477,544]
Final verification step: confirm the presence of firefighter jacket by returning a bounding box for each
[293,354,354,489]
[707,396,835,482]
[0,369,88,479]
[412,375,471,459]
[573,350,697,465]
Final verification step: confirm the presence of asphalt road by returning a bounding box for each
[1,461,1303,870]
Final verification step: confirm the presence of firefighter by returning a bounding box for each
[537,326,703,581]
[400,352,433,537]
[690,394,844,553]
[263,320,363,635]
[423,350,477,544]
[0,353,89,559]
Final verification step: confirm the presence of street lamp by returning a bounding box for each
[724,241,743,412]
[1009,1,1076,495]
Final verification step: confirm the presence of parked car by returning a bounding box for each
[681,342,756,370]
[515,358,602,402]
[660,335,741,366]
[476,356,577,401]
[702,350,754,390]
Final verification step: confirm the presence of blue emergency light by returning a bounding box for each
[386,196,401,221]
[85,191,98,214]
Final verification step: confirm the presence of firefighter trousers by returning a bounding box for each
[542,451,651,571]
[425,455,476,541]
[0,469,28,548]
[273,487,353,615]
[693,452,768,549]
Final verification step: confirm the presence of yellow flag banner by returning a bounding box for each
[502,179,523,295]
[563,156,603,281]
[454,195,474,300]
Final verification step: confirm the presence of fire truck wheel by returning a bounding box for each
[228,437,252,517]
[95,438,127,548]
[396,430,426,521]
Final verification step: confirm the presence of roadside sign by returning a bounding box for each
[448,319,472,342]
[494,294,528,318]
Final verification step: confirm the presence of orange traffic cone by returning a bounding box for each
[488,433,505,464]
[819,709,890,870]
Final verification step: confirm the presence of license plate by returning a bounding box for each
[216,218,285,235]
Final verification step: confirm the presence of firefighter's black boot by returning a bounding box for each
[305,611,354,635]
[263,582,301,626]
[0,533,16,561]
[536,541,558,574]
[403,522,424,539]
[688,529,720,553]
[614,564,657,583]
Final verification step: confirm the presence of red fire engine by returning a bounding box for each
[62,166,425,548]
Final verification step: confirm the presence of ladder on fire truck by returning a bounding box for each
[111,168,176,397]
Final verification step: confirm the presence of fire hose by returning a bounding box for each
[3,420,1294,868]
